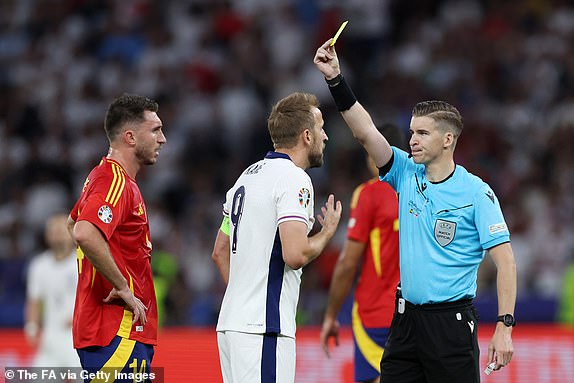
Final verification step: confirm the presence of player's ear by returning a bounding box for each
[124,129,136,146]
[302,128,312,145]
[443,131,454,150]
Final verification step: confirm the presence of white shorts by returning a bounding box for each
[34,332,80,367]
[34,345,80,368]
[217,331,296,383]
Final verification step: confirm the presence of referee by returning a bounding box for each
[314,40,517,383]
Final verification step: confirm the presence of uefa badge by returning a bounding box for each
[298,188,311,208]
[98,205,113,224]
[434,219,456,246]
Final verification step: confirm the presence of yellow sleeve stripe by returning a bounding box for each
[370,228,382,277]
[352,302,384,371]
[105,163,126,207]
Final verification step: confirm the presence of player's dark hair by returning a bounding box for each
[267,92,320,149]
[378,123,408,151]
[412,100,463,139]
[104,93,159,142]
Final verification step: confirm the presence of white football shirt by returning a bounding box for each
[27,250,79,366]
[216,152,315,338]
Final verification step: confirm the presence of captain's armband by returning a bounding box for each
[220,216,231,236]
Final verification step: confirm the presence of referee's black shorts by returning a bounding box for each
[380,297,480,383]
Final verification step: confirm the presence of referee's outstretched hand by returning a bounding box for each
[314,40,341,80]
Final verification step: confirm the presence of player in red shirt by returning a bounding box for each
[320,124,406,383]
[67,94,166,379]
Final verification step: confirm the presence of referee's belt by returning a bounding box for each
[403,298,473,312]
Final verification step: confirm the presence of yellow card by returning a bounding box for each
[330,20,348,46]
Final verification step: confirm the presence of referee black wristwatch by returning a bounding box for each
[496,314,516,327]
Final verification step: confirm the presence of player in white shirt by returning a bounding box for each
[212,92,342,383]
[25,213,80,367]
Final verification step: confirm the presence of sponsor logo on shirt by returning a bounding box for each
[98,205,113,224]
[348,217,356,228]
[298,188,311,208]
[489,222,507,234]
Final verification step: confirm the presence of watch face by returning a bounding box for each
[497,314,515,327]
[503,314,515,326]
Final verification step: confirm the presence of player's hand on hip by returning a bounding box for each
[320,316,340,358]
[314,40,341,80]
[487,326,514,370]
[317,194,342,237]
[103,287,148,325]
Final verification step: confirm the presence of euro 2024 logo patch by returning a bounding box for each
[98,205,113,224]
[298,188,311,208]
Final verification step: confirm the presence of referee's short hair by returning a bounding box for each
[412,100,463,139]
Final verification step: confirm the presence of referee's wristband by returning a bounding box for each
[326,74,357,112]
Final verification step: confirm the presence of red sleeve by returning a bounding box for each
[75,170,128,241]
[347,182,374,244]
[70,197,80,222]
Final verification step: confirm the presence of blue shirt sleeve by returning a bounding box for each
[380,147,412,192]
[474,184,510,249]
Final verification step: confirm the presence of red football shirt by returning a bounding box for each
[70,157,158,348]
[347,178,400,328]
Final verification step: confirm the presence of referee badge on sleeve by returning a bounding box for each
[434,219,456,246]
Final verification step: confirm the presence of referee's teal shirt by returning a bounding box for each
[382,147,510,305]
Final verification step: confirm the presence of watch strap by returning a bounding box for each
[496,314,516,327]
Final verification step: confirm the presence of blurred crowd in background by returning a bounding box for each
[1,0,573,327]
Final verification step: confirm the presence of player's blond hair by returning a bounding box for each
[267,92,320,149]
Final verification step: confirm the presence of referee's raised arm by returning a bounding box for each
[313,40,394,168]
